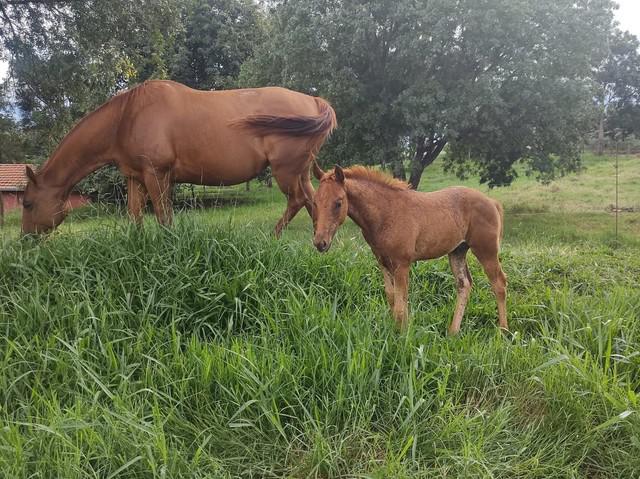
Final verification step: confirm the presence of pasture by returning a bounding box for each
[1,154,639,478]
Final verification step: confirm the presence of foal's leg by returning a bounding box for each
[127,177,148,225]
[378,264,395,309]
[447,246,473,336]
[472,247,508,331]
[143,169,174,227]
[391,263,410,329]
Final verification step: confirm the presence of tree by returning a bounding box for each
[596,29,640,150]
[1,1,182,152]
[1,1,264,201]
[241,0,615,188]
[0,84,28,163]
[172,0,262,90]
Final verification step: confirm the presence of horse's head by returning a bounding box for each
[313,165,348,253]
[21,166,67,236]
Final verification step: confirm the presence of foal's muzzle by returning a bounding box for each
[313,232,331,253]
[315,240,330,252]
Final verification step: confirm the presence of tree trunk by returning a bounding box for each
[408,137,447,189]
[392,160,406,180]
[597,116,605,156]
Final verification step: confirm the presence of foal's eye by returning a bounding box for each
[23,201,33,209]
[335,200,342,209]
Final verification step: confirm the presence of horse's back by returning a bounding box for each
[114,81,326,185]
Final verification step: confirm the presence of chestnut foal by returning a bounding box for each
[311,165,507,334]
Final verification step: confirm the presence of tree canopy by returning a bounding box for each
[241,0,619,187]
[0,0,261,195]
[596,29,640,142]
[1,0,637,189]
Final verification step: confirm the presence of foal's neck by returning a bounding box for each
[346,179,401,233]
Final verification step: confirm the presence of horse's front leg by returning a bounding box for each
[391,263,410,330]
[143,168,174,227]
[126,176,148,225]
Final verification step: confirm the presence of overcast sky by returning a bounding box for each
[1,1,639,82]
[616,0,640,37]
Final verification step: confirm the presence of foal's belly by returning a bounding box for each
[414,233,465,260]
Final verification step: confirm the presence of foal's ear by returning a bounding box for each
[25,166,38,185]
[334,164,345,184]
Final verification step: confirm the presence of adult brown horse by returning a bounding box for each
[311,165,507,335]
[21,80,336,235]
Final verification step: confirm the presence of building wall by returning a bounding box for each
[1,192,90,212]
[1,191,23,211]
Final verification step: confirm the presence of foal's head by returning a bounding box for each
[313,165,348,252]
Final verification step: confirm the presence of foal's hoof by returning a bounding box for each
[447,327,460,336]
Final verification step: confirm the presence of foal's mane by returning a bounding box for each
[343,166,410,190]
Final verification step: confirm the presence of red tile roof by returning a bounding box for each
[0,164,37,191]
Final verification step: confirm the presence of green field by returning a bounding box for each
[1,155,639,478]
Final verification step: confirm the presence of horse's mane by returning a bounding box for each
[343,165,410,190]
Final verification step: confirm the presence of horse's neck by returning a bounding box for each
[40,106,117,194]
[346,179,397,233]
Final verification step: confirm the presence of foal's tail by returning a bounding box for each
[232,97,337,141]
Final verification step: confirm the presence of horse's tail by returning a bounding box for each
[232,97,337,140]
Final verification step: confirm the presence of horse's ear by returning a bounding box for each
[312,160,325,180]
[25,166,38,185]
[334,164,345,184]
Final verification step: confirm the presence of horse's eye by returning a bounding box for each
[335,200,342,209]
[23,201,33,209]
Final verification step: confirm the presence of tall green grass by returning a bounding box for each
[1,215,639,478]
[0,154,639,477]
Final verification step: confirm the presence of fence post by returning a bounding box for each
[614,131,620,247]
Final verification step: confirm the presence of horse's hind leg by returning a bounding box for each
[448,243,473,335]
[127,177,148,225]
[471,245,508,331]
[298,167,315,217]
[272,171,308,238]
